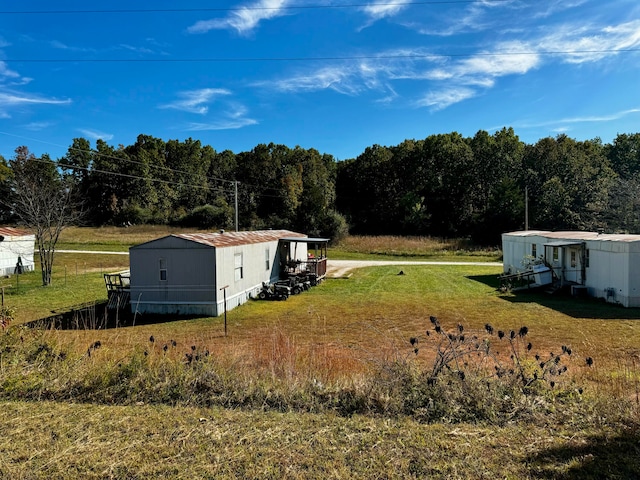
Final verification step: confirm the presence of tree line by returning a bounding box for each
[338,129,640,244]
[2,129,640,247]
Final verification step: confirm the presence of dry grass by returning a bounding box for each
[2,400,636,479]
[60,225,197,245]
[332,235,502,261]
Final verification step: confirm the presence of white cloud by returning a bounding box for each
[359,1,408,28]
[185,103,257,130]
[532,0,588,19]
[0,92,71,107]
[50,40,95,53]
[418,87,476,111]
[186,105,258,131]
[23,121,54,131]
[78,129,114,141]
[159,88,231,114]
[539,19,640,64]
[518,108,640,128]
[256,16,640,112]
[0,61,21,80]
[187,0,289,35]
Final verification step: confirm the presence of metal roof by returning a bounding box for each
[504,230,640,243]
[0,227,32,237]
[173,230,306,248]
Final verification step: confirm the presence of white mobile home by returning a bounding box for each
[0,227,35,276]
[502,230,640,307]
[129,230,328,316]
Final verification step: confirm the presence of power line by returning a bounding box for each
[8,49,640,64]
[0,130,236,189]
[0,1,515,14]
[0,131,299,200]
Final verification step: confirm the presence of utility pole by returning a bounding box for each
[525,186,529,231]
[234,181,239,232]
[219,285,229,337]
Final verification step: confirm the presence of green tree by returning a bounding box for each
[0,155,12,223]
[607,133,640,178]
[7,147,80,285]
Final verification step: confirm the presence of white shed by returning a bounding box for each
[128,230,328,316]
[0,227,35,276]
[502,230,640,307]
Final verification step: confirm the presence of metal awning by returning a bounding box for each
[543,241,584,247]
[279,237,330,243]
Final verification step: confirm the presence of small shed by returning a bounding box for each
[0,227,35,276]
[129,230,328,316]
[502,230,640,307]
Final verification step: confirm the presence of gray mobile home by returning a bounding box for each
[502,230,640,307]
[0,227,35,276]
[129,230,327,316]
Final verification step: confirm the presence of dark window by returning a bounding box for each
[159,258,167,281]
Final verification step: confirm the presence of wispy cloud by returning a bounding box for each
[0,61,21,81]
[23,121,54,131]
[186,104,258,130]
[50,40,96,53]
[418,18,640,110]
[532,0,588,19]
[518,108,640,129]
[0,91,71,107]
[78,129,114,141]
[539,19,640,64]
[159,88,231,114]
[359,1,409,29]
[187,0,289,35]
[413,0,520,36]
[418,87,476,110]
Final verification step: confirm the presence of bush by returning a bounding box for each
[180,201,233,229]
[320,210,349,243]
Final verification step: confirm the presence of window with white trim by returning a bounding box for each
[234,253,243,281]
[265,248,270,270]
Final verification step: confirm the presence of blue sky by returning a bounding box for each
[0,0,639,162]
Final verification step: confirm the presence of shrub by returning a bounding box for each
[180,201,233,229]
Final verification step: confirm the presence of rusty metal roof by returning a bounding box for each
[174,230,306,248]
[504,230,640,243]
[0,226,32,237]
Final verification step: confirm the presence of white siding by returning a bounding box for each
[503,231,640,307]
[0,234,35,276]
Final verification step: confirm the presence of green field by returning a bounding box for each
[1,230,639,479]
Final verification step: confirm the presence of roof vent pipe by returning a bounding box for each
[219,229,225,234]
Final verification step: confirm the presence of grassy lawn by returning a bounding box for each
[1,228,639,478]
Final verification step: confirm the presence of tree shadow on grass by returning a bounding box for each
[467,274,640,320]
[526,429,640,479]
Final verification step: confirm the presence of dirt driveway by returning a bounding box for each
[326,260,502,277]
